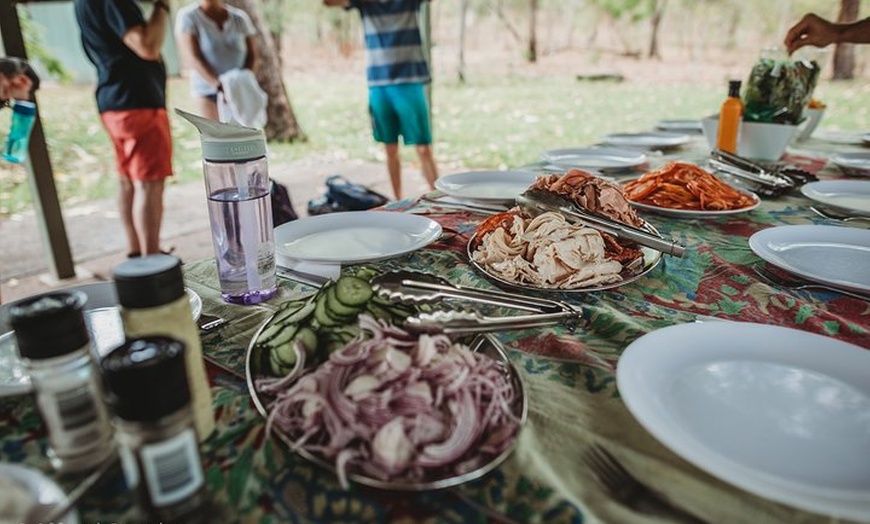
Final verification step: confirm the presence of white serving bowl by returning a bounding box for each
[702,116,799,161]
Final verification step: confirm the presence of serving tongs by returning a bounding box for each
[708,148,794,196]
[371,271,581,335]
[516,189,686,257]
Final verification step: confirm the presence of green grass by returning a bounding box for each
[1,73,868,217]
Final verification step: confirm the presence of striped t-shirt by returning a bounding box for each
[348,0,430,87]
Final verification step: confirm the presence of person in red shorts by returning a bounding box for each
[74,0,173,257]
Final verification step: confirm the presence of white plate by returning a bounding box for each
[801,180,870,215]
[0,463,79,523]
[602,132,691,149]
[617,322,870,521]
[621,178,761,218]
[831,152,870,177]
[654,119,703,134]
[749,225,870,294]
[435,170,539,204]
[541,147,647,170]
[0,283,203,397]
[275,211,442,264]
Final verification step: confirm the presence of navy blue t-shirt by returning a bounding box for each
[74,0,166,112]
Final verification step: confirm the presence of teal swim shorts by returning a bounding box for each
[368,83,432,145]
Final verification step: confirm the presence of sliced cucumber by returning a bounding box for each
[270,297,317,326]
[325,286,363,318]
[313,294,341,327]
[335,276,373,307]
[292,327,318,357]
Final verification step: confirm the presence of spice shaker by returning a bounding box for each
[9,291,115,473]
[101,337,208,524]
[113,254,215,440]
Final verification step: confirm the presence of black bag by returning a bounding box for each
[325,175,389,211]
[306,175,389,215]
[270,180,299,226]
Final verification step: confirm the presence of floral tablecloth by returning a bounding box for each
[0,135,867,524]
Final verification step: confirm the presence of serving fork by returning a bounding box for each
[582,445,707,524]
[752,264,870,301]
[810,206,870,223]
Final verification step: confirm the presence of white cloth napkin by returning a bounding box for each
[217,68,268,129]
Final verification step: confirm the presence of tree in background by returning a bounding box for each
[226,0,306,142]
[832,0,859,80]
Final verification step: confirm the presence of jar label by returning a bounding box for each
[140,428,204,507]
[40,378,111,451]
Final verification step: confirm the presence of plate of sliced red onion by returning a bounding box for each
[246,315,527,491]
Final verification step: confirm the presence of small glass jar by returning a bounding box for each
[9,291,115,473]
[101,337,208,524]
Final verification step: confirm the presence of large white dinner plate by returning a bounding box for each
[0,463,79,523]
[602,132,691,149]
[275,211,442,264]
[617,322,870,521]
[655,119,703,134]
[541,147,647,170]
[749,225,870,294]
[435,170,539,204]
[0,282,203,397]
[831,152,870,177]
[801,180,870,215]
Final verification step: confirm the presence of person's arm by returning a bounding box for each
[122,0,170,61]
[785,13,870,54]
[244,35,259,73]
[177,32,222,90]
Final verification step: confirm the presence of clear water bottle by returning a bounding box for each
[3,100,37,163]
[9,291,115,473]
[176,109,277,305]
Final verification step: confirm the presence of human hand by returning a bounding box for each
[785,13,839,54]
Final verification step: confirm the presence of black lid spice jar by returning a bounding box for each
[9,291,115,473]
[101,336,208,524]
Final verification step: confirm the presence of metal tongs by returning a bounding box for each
[708,148,795,196]
[371,271,581,335]
[516,188,686,257]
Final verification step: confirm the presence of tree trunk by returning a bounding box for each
[458,0,469,82]
[647,0,666,59]
[527,0,538,63]
[832,0,858,80]
[225,0,306,142]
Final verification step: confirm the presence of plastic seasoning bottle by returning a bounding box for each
[113,255,215,441]
[101,336,208,524]
[9,291,115,473]
[716,80,744,154]
[2,100,37,163]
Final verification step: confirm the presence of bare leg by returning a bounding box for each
[118,177,140,255]
[198,96,219,121]
[132,179,166,255]
[415,144,438,191]
[385,143,401,200]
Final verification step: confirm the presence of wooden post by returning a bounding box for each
[0,0,76,280]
